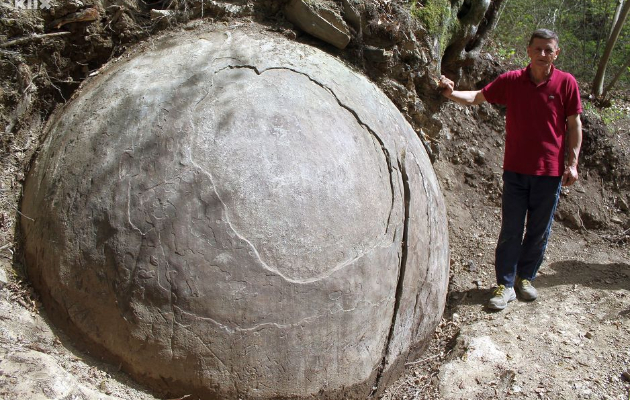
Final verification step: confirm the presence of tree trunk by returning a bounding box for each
[592,0,630,98]
[608,0,624,41]
[602,55,630,98]
[465,0,505,54]
[441,0,505,80]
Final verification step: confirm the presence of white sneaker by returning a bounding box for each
[516,277,538,301]
[488,285,516,310]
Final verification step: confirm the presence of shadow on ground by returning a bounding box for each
[535,260,630,291]
[445,261,630,313]
[447,288,489,309]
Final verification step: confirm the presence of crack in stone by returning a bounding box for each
[256,65,398,237]
[121,62,415,382]
[409,154,435,345]
[175,305,326,334]
[202,65,413,382]
[207,64,399,283]
[126,180,151,236]
[173,297,386,334]
[218,64,261,75]
[370,155,411,397]
[156,230,177,360]
[186,66,395,283]
[187,154,321,285]
[185,324,230,373]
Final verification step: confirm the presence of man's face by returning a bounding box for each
[527,38,560,68]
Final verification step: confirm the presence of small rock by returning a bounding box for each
[584,331,593,339]
[150,9,175,19]
[467,259,477,272]
[283,29,297,40]
[468,147,486,165]
[363,46,392,63]
[622,370,630,382]
[0,266,8,288]
[340,0,361,30]
[284,0,351,49]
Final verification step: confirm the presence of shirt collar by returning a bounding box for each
[523,64,556,84]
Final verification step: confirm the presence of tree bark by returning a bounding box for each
[441,0,505,79]
[608,0,624,41]
[602,55,630,98]
[465,0,505,54]
[592,0,630,98]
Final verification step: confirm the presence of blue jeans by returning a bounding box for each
[495,171,562,287]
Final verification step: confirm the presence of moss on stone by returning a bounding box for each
[410,0,460,55]
[410,0,449,33]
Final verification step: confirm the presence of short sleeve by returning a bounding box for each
[564,74,582,116]
[481,72,511,105]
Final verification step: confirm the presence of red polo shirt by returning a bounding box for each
[481,65,582,176]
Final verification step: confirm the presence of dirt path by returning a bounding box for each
[382,190,630,400]
[440,230,629,399]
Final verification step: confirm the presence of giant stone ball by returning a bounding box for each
[21,26,449,399]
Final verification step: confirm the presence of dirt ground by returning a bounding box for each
[1,1,629,399]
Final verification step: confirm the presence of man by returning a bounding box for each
[439,29,583,310]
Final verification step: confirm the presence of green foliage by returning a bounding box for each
[584,99,628,125]
[410,0,450,33]
[410,0,460,55]
[494,43,529,66]
[491,0,630,90]
[599,102,628,124]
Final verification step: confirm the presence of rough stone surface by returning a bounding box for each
[20,25,448,399]
[0,283,156,400]
[284,0,351,49]
[438,335,512,399]
[1,349,118,400]
[0,261,8,289]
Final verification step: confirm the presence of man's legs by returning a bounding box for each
[491,172,562,309]
[516,175,562,281]
[494,171,529,288]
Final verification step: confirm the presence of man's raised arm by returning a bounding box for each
[438,75,487,106]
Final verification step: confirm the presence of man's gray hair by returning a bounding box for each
[529,29,559,46]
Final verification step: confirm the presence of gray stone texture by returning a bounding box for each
[20,25,448,399]
[284,0,351,49]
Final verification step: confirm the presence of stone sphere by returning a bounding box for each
[21,26,448,399]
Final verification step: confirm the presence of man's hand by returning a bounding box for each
[438,75,454,98]
[437,76,486,106]
[561,165,578,187]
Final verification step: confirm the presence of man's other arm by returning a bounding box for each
[562,114,582,187]
[438,76,487,106]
